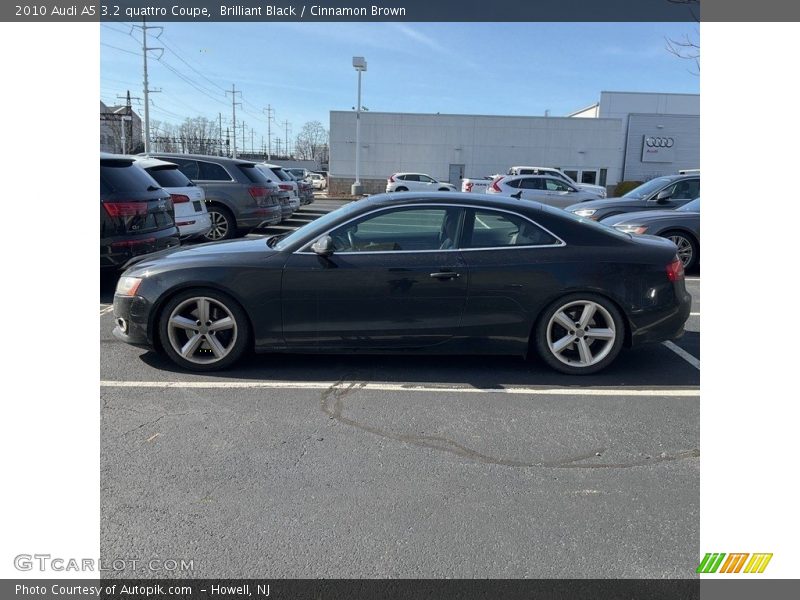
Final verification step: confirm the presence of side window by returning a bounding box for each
[171,159,199,180]
[326,207,456,252]
[544,178,572,192]
[419,175,434,183]
[404,174,420,182]
[465,210,559,249]
[519,178,542,190]
[504,178,521,189]
[197,161,232,181]
[673,178,700,199]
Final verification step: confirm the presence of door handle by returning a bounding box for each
[430,271,460,280]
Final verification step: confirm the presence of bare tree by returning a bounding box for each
[294,121,329,162]
[666,0,699,74]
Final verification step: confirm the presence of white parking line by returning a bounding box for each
[100,380,699,397]
[100,305,113,316]
[663,341,700,370]
[690,312,700,316]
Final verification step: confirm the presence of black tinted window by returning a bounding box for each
[519,178,542,190]
[504,178,521,189]
[170,159,199,180]
[404,174,420,182]
[197,161,232,181]
[145,165,191,188]
[270,167,292,181]
[238,164,270,184]
[465,209,558,248]
[101,161,159,193]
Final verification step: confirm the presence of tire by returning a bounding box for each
[158,288,251,372]
[438,187,452,192]
[204,205,237,241]
[661,230,698,270]
[395,186,408,192]
[534,293,625,375]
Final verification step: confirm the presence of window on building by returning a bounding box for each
[563,170,579,182]
[581,170,598,185]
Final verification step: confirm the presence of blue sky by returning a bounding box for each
[101,22,699,141]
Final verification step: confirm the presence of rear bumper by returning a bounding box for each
[629,288,692,346]
[177,213,212,238]
[100,228,180,269]
[239,205,282,229]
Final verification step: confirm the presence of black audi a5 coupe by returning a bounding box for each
[112,193,691,375]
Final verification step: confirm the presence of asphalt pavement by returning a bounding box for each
[99,200,701,578]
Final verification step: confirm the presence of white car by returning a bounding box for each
[461,177,494,193]
[132,156,211,239]
[386,173,457,193]
[487,174,601,209]
[309,173,327,190]
[507,166,607,198]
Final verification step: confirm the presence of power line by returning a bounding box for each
[100,42,139,57]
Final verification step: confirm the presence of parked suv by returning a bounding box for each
[132,156,211,240]
[386,173,457,192]
[144,153,282,241]
[255,163,300,220]
[486,175,601,208]
[100,153,179,269]
[507,166,607,198]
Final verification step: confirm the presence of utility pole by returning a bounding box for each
[275,138,282,156]
[263,105,274,160]
[226,84,241,158]
[132,18,163,153]
[250,128,254,155]
[240,120,246,156]
[282,120,291,156]
[218,112,223,156]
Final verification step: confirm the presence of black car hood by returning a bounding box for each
[123,237,279,273]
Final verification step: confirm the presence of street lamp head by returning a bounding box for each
[352,56,367,71]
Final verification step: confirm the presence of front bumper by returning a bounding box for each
[112,294,153,347]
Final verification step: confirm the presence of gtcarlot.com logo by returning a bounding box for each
[696,552,773,574]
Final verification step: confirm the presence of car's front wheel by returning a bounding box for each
[159,289,250,371]
[662,230,698,270]
[534,293,625,375]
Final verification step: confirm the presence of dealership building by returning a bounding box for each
[328,91,699,195]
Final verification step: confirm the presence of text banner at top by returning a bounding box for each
[2,1,798,23]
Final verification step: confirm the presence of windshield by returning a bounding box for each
[622,177,674,199]
[677,198,700,212]
[274,201,363,251]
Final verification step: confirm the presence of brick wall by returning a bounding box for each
[328,177,387,196]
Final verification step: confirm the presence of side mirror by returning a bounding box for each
[311,235,335,257]
[655,189,673,203]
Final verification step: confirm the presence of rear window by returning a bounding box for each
[270,167,292,182]
[145,165,192,188]
[101,160,160,193]
[238,164,271,184]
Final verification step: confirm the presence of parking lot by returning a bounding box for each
[100,198,700,578]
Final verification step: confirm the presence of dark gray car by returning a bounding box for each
[145,153,282,241]
[602,198,700,270]
[566,174,700,222]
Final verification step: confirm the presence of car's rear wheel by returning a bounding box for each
[535,293,625,375]
[159,289,250,371]
[204,205,237,241]
[438,187,452,192]
[662,230,698,270]
[395,186,408,192]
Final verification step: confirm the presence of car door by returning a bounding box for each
[402,173,421,191]
[458,207,566,354]
[281,205,469,350]
[541,177,583,208]
[517,177,547,202]
[418,174,437,191]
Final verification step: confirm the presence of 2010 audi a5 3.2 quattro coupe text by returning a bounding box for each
[112,193,691,375]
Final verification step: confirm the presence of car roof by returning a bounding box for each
[131,156,179,170]
[359,191,548,212]
[140,152,256,166]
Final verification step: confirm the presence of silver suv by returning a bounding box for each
[144,153,282,241]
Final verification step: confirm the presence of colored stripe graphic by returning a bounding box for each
[744,553,773,573]
[719,553,749,573]
[697,553,726,573]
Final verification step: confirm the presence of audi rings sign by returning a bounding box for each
[642,135,676,163]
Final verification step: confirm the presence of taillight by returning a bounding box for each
[465,182,474,192]
[666,257,685,282]
[170,194,190,204]
[388,174,396,183]
[102,201,148,217]
[279,184,293,191]
[489,177,503,193]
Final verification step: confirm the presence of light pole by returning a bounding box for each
[352,56,367,196]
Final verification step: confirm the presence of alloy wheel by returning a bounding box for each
[546,300,617,368]
[166,296,238,365]
[668,234,694,267]
[206,211,229,241]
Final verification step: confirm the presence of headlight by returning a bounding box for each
[115,276,143,296]
[572,208,597,218]
[613,224,649,235]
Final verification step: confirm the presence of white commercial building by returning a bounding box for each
[328,91,699,195]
